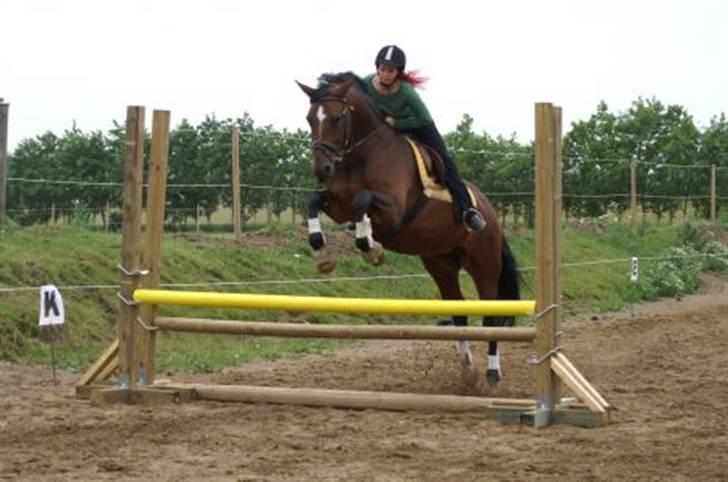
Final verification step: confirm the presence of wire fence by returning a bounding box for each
[5,126,726,234]
[1,253,725,294]
[8,177,727,198]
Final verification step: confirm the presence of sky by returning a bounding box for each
[2,0,727,152]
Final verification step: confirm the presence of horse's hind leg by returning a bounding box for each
[306,190,336,273]
[463,242,505,388]
[421,253,473,366]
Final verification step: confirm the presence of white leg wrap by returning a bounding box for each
[307,217,325,242]
[457,341,472,364]
[488,353,502,375]
[355,214,374,248]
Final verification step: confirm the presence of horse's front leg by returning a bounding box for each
[306,190,336,273]
[352,190,384,266]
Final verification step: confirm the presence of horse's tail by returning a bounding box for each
[496,236,522,327]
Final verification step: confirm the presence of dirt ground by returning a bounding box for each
[1,274,726,482]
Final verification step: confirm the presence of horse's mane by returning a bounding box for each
[312,71,368,102]
[313,71,384,122]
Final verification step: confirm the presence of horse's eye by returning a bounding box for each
[331,116,342,125]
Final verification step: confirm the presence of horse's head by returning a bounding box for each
[297,72,380,182]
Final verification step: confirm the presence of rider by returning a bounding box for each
[362,45,487,232]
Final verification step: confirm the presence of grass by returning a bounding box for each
[0,218,722,375]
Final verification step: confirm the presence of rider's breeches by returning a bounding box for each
[400,122,473,213]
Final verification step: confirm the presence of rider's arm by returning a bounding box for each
[394,83,433,130]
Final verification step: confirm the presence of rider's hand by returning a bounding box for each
[385,116,395,127]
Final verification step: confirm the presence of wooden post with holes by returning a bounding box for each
[136,110,170,386]
[117,105,146,390]
[83,106,179,404]
[710,164,716,222]
[630,160,638,227]
[534,103,562,427]
[232,127,241,238]
[552,106,563,406]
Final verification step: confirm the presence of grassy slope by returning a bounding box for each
[0,221,695,373]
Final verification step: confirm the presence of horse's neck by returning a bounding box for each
[350,102,383,141]
[346,129,419,189]
[343,91,419,187]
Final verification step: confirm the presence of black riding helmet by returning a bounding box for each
[375,45,406,71]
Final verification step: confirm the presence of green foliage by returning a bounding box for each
[5,98,726,230]
[634,223,728,299]
[640,246,703,299]
[677,222,728,273]
[7,128,121,226]
[563,97,725,222]
[444,114,535,227]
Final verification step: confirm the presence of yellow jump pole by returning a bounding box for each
[134,289,536,317]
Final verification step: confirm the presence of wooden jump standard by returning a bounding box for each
[78,104,611,428]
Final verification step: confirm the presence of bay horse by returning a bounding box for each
[296,72,521,387]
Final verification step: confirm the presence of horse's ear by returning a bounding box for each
[296,81,316,98]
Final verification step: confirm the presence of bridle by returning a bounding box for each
[310,95,384,163]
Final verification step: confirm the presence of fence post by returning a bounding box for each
[232,127,241,238]
[291,190,297,227]
[630,160,638,227]
[0,99,8,227]
[710,164,716,222]
[196,204,201,232]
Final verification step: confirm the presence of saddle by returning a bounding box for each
[404,137,477,205]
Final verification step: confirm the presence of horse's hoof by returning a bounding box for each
[361,241,385,266]
[460,364,479,388]
[486,369,501,387]
[317,259,336,274]
[313,249,336,274]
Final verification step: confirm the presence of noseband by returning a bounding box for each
[311,95,383,162]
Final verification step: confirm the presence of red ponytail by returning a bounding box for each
[399,69,428,89]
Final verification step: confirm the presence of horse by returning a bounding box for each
[296,72,521,387]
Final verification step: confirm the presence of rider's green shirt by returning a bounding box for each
[363,74,433,130]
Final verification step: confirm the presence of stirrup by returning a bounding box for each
[464,209,486,232]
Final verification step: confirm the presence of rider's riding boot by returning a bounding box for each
[464,208,487,232]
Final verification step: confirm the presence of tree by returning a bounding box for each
[563,101,628,219]
[697,114,728,217]
[7,132,60,225]
[53,128,116,224]
[621,98,700,221]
